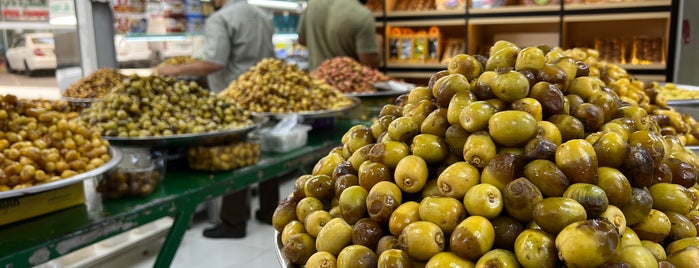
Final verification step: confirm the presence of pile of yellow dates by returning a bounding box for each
[563,48,699,146]
[0,95,111,191]
[273,42,699,267]
[219,58,354,113]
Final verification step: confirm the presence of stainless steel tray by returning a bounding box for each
[345,90,407,98]
[661,83,699,106]
[62,97,102,108]
[255,96,361,120]
[0,147,123,199]
[104,114,268,147]
[275,230,298,268]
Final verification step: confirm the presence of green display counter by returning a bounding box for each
[0,119,360,268]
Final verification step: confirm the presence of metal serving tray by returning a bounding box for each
[0,147,123,199]
[254,96,361,120]
[104,114,268,147]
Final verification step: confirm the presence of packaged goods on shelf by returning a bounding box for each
[441,38,466,64]
[436,0,466,10]
[470,0,515,8]
[595,37,626,64]
[631,36,665,64]
[162,0,186,17]
[165,17,186,32]
[520,0,560,5]
[114,14,149,34]
[113,0,146,13]
[184,0,202,16]
[389,0,436,11]
[185,15,205,32]
[387,26,443,64]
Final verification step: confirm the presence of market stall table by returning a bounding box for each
[0,119,360,268]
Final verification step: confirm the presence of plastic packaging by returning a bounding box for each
[187,141,261,171]
[258,115,312,153]
[97,147,166,199]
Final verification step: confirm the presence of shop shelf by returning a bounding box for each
[563,0,671,11]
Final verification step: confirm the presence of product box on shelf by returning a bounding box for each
[162,0,186,17]
[470,0,514,8]
[185,15,205,32]
[436,0,466,10]
[0,183,85,226]
[387,26,443,64]
[185,0,202,16]
[520,0,560,5]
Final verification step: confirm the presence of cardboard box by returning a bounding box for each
[0,183,85,226]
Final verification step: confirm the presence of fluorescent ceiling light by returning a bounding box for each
[124,35,187,42]
[248,0,304,11]
[50,16,77,26]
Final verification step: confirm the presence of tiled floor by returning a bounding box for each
[88,177,296,268]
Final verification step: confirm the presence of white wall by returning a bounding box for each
[675,0,699,85]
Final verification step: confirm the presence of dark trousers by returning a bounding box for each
[220,176,280,227]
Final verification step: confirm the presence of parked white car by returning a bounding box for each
[5,33,57,76]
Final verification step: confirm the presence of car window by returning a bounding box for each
[32,37,54,45]
[12,37,25,48]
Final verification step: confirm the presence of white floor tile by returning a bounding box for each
[93,176,298,268]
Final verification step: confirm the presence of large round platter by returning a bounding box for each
[62,97,102,108]
[104,114,268,148]
[0,147,123,199]
[344,90,406,98]
[254,96,361,120]
[661,83,699,106]
[275,230,298,268]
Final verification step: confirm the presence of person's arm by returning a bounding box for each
[155,60,223,77]
[355,13,380,69]
[358,53,380,69]
[297,10,307,46]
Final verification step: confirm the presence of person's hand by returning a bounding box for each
[155,64,179,76]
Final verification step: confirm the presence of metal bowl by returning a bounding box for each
[254,96,361,120]
[0,147,123,199]
[104,114,268,148]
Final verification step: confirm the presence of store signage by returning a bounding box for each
[1,0,50,21]
[48,0,76,24]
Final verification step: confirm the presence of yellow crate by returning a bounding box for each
[0,183,85,225]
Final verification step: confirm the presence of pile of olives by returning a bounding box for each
[62,68,126,99]
[272,41,699,267]
[0,95,112,191]
[310,57,390,94]
[219,58,354,113]
[562,47,699,146]
[187,140,260,171]
[157,56,196,67]
[79,74,254,137]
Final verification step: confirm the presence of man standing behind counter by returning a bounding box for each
[156,0,279,239]
[156,0,274,93]
[298,0,380,70]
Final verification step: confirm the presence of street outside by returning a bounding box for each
[0,62,62,100]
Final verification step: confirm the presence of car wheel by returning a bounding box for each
[5,60,14,73]
[24,61,34,77]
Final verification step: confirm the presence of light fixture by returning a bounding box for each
[124,34,188,42]
[247,0,305,12]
